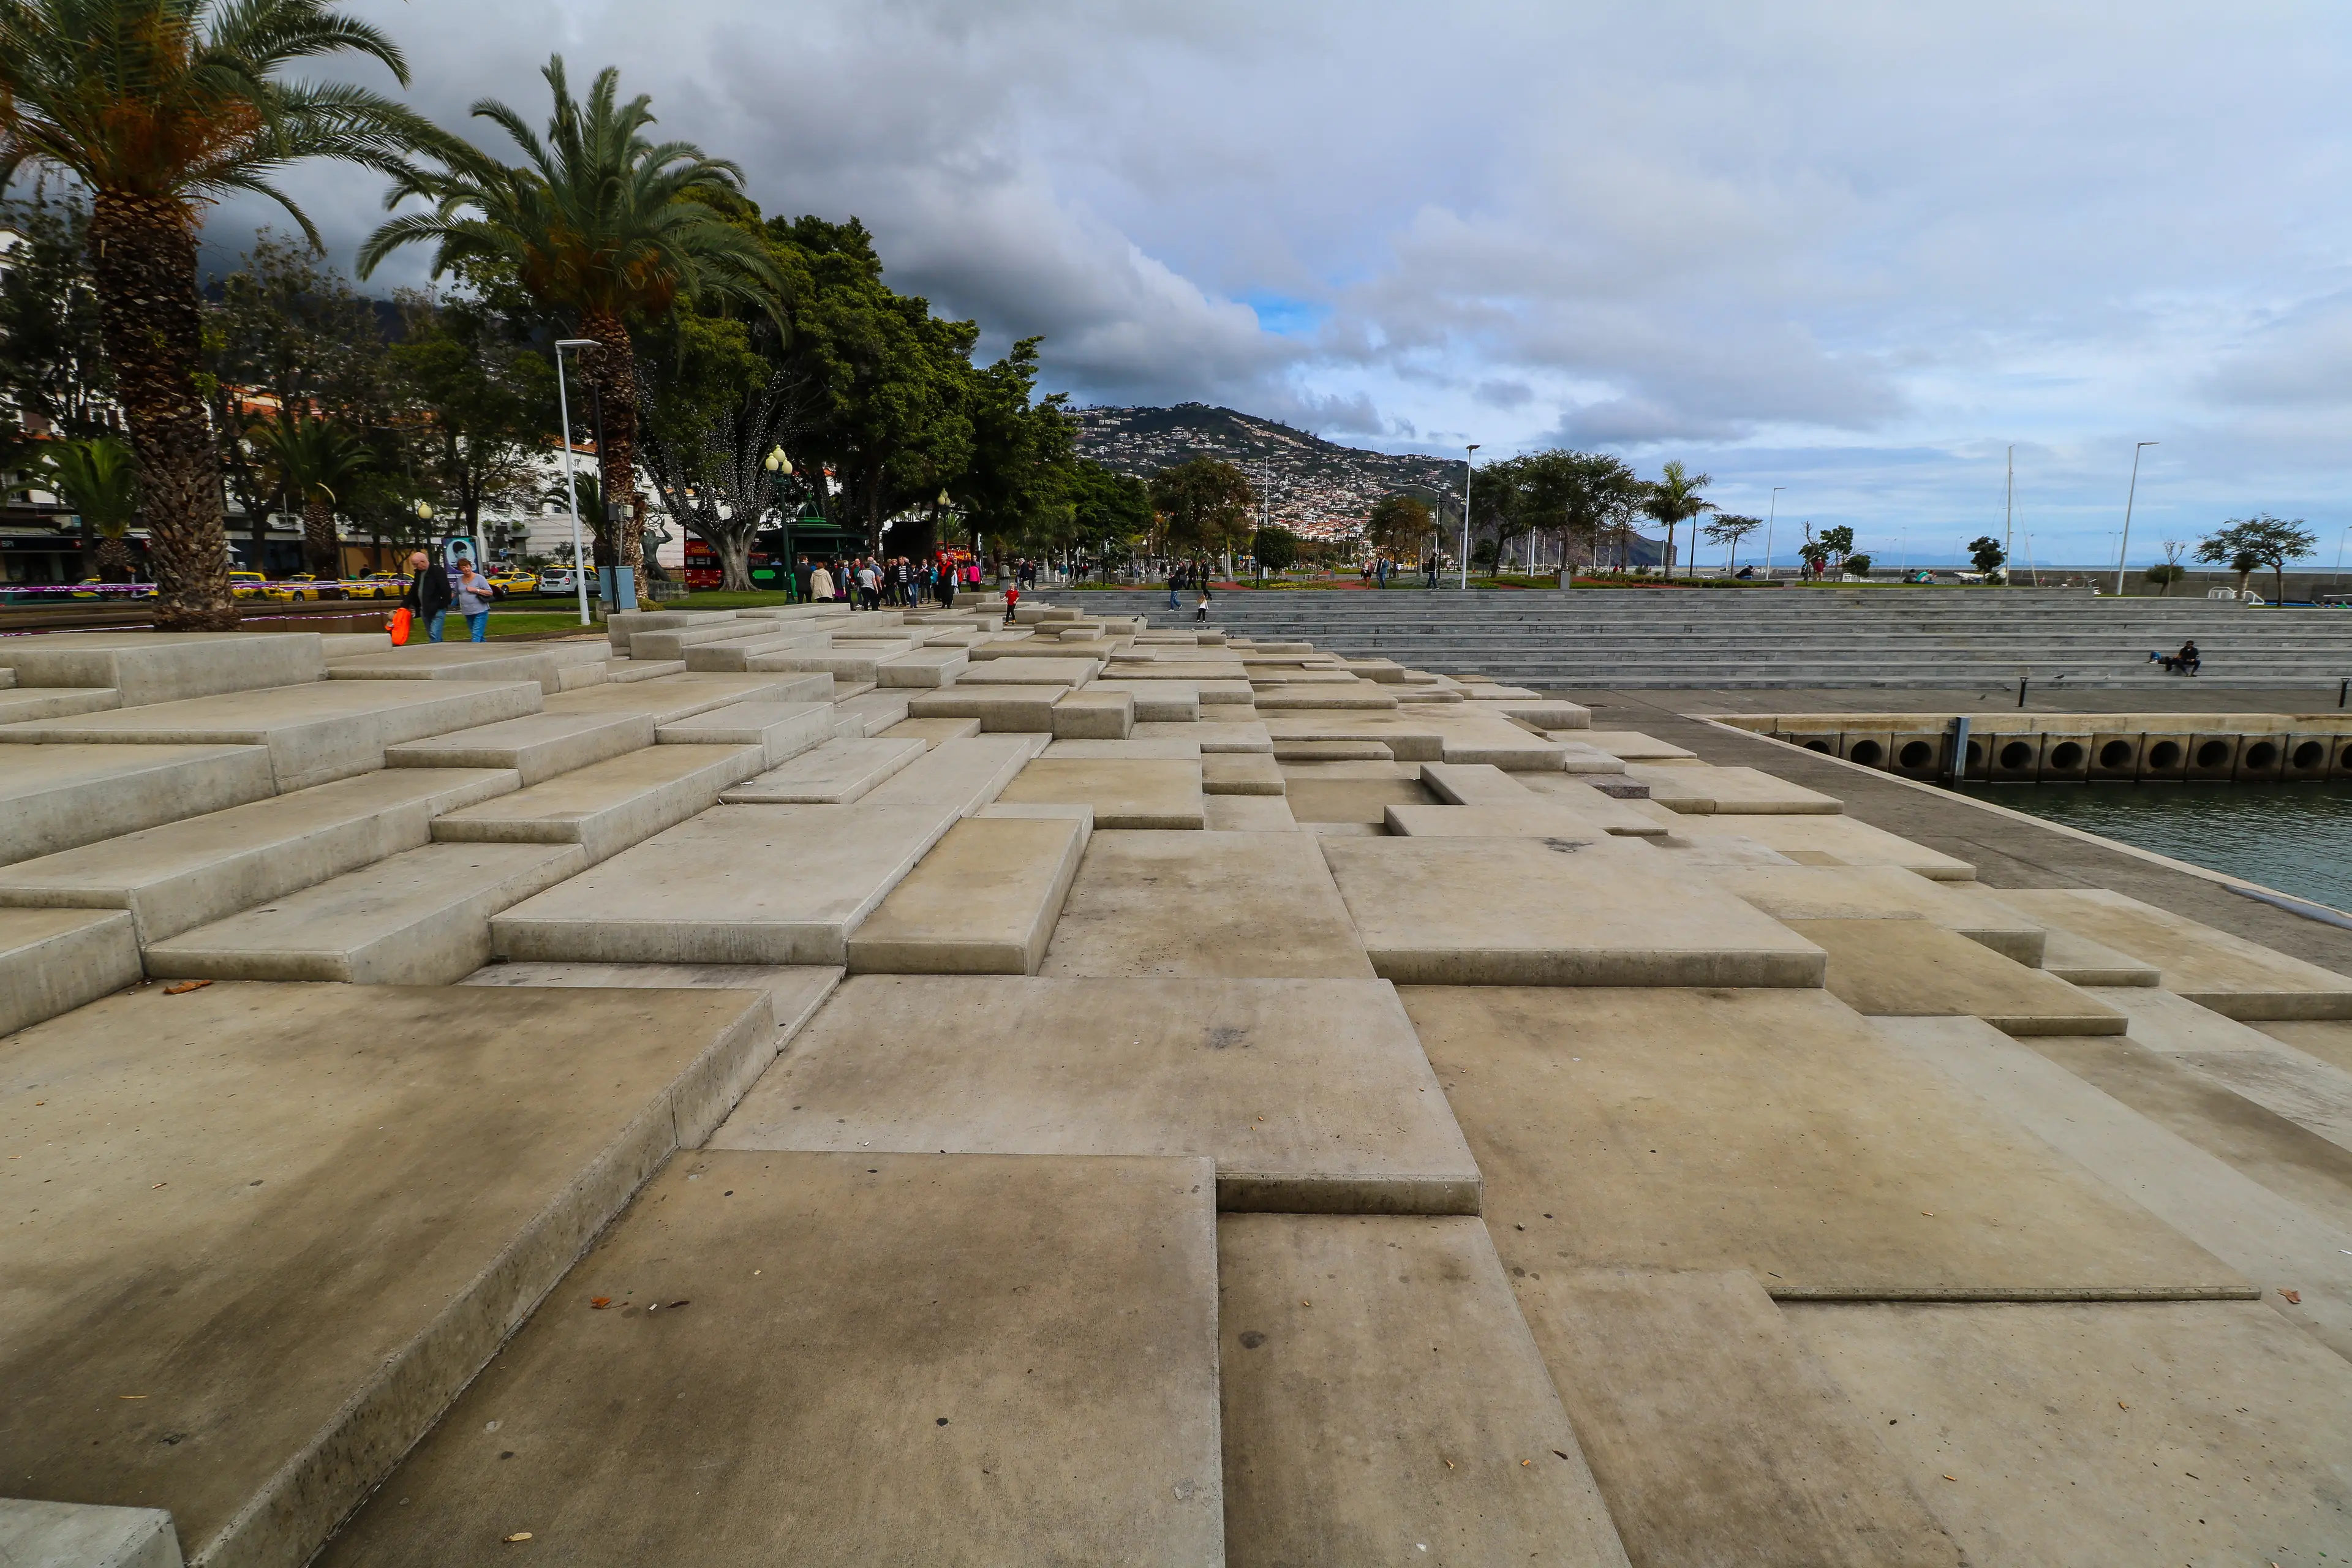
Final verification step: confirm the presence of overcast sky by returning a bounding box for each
[211,0,2352,567]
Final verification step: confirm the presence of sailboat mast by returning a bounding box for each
[2003,446,2014,578]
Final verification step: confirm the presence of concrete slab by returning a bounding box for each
[432,744,764,862]
[1153,717,1271,752]
[1088,678,1201,721]
[830,688,912,737]
[905,682,1068,731]
[1219,1216,1630,1567]
[326,641,598,696]
[1784,918,2123,1035]
[382,709,654,785]
[1645,832,1803,868]
[1996,886,2352,1018]
[0,1499,181,1568]
[459,962,840,1063]
[1325,837,1828,987]
[714,976,1477,1213]
[1406,984,2246,1296]
[1709,864,2045,963]
[0,981,771,1568]
[145,841,588,985]
[1653,812,1977,878]
[0,680,543,791]
[0,908,141,1038]
[1203,794,1298,831]
[1050,685,1134,738]
[0,767,517,943]
[1786,1300,2352,1567]
[1943,885,2159,982]
[860,733,1048,813]
[718,736,925,804]
[677,627,831,671]
[1041,830,1374,979]
[1515,774,1673,835]
[1253,685,1399,711]
[962,655,1097,687]
[1384,802,1610,839]
[0,684,120,724]
[1514,1270,1962,1567]
[314,1152,1223,1567]
[654,699,833,765]
[2085,987,2352,1153]
[879,714,983,746]
[1045,736,1202,760]
[1879,1014,2352,1362]
[599,655,685,683]
[1201,751,1284,794]
[492,800,966,965]
[1578,729,1696,760]
[1624,761,1842,814]
[0,630,326,706]
[1284,771,1431,823]
[998,756,1206,829]
[2255,1017,2352,1076]
[1275,738,1396,764]
[0,742,277,867]
[846,813,1088,974]
[1556,741,1631,774]
[542,672,812,726]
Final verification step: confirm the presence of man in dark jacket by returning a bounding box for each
[400,550,453,642]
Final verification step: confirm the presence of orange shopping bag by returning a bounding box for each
[387,607,413,646]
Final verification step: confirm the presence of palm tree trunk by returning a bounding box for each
[579,311,643,573]
[302,497,341,576]
[89,194,236,631]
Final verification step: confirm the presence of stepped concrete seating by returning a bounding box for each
[747,636,929,684]
[0,1499,181,1568]
[722,736,927,804]
[492,737,1041,965]
[326,639,609,695]
[0,766,516,943]
[601,655,686,683]
[0,742,277,865]
[431,744,767,863]
[655,700,835,764]
[845,812,1090,973]
[874,646,971,686]
[905,682,1069,731]
[311,1153,1224,1567]
[1087,679,1199,720]
[831,688,914,736]
[1052,687,1134,738]
[0,630,328,706]
[383,709,655,785]
[0,982,775,1568]
[0,908,141,1037]
[0,684,121,724]
[540,671,814,726]
[1994,887,2352,1018]
[0,679,543,791]
[998,755,1207,829]
[145,840,589,985]
[713,976,1480,1215]
[881,714,984,744]
[623,619,778,662]
[680,627,832,671]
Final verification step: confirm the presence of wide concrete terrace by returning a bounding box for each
[2,599,2348,1566]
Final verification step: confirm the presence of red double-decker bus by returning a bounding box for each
[682,538,724,590]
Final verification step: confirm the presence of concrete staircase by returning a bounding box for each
[1063,586,2352,688]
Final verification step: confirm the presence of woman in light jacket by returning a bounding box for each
[808,563,835,603]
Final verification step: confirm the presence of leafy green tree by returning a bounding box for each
[639,309,782,589]
[1642,460,1713,579]
[958,336,1074,562]
[2143,562,2187,595]
[1844,552,1874,578]
[0,185,112,447]
[1701,513,1763,574]
[248,409,370,574]
[392,290,553,548]
[1150,456,1255,567]
[1967,535,2007,575]
[2196,513,2316,605]
[1252,524,1299,575]
[23,434,137,577]
[1067,458,1150,579]
[1819,524,1856,565]
[1365,493,1433,562]
[363,57,784,573]
[1,0,439,627]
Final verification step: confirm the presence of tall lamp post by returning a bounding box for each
[1763,486,1785,581]
[553,339,597,625]
[1458,443,1479,589]
[2115,441,2157,598]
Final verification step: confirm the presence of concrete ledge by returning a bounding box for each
[905,684,1068,732]
[0,631,327,707]
[655,701,834,766]
[0,685,121,725]
[1200,752,1284,794]
[326,642,603,696]
[1086,680,1199,721]
[0,1499,181,1568]
[0,744,277,868]
[1787,918,2126,1035]
[830,690,913,737]
[383,710,655,786]
[846,813,1088,974]
[1050,687,1134,739]
[875,647,971,687]
[722,737,927,804]
[998,756,1205,830]
[432,745,766,864]
[0,908,142,1038]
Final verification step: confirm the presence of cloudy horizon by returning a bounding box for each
[191,0,2351,568]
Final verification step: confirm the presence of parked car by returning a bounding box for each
[229,571,268,599]
[537,567,581,595]
[348,572,411,600]
[263,573,342,602]
[488,567,538,599]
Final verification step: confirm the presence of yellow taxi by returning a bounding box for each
[262,573,347,602]
[487,567,537,599]
[346,572,410,600]
[229,570,268,599]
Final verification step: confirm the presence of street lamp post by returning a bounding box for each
[1763,487,1785,581]
[2116,441,2157,597]
[1458,444,1479,589]
[553,339,597,626]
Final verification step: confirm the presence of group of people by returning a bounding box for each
[798,554,979,611]
[396,548,492,643]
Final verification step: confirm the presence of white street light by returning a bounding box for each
[554,339,598,625]
[1459,444,1479,590]
[764,446,791,476]
[1762,487,1785,582]
[2116,441,2157,597]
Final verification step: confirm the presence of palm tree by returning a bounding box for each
[0,0,441,630]
[248,409,369,575]
[28,434,138,579]
[360,58,783,576]
[1642,461,1714,581]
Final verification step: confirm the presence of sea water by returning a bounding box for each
[1960,780,2352,912]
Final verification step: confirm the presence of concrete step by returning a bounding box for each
[327,641,609,695]
[906,683,1071,731]
[0,630,328,706]
[0,679,545,791]
[432,744,767,863]
[541,672,818,726]
[601,656,685,683]
[624,620,773,662]
[310,1152,1223,1567]
[680,628,829,671]
[875,646,971,687]
[145,841,589,985]
[655,701,835,765]
[831,688,912,737]
[0,1499,181,1568]
[0,981,773,1568]
[0,685,120,725]
[748,640,924,683]
[0,767,518,943]
[720,736,927,804]
[845,812,1089,974]
[0,742,277,867]
[383,710,655,785]
[0,907,141,1037]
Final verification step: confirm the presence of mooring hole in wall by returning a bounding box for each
[2294,741,2326,769]
[1849,739,1884,766]
[2099,740,2135,768]
[1966,739,1985,768]
[2244,740,2280,769]
[1803,740,1832,753]
[2196,741,2233,767]
[2339,742,2352,771]
[2048,741,2086,769]
[1898,739,1934,768]
[2149,740,2182,769]
[1999,740,2035,769]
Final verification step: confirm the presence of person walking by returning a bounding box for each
[1002,581,1020,627]
[450,554,494,643]
[400,549,453,643]
[1423,552,1438,590]
[1194,585,1212,623]
[1167,565,1182,611]
[807,560,835,603]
